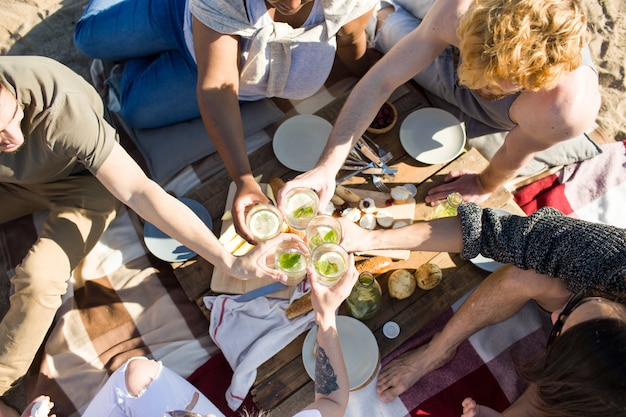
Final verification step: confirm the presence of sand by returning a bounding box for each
[1,0,624,140]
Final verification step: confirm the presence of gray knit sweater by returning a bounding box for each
[458,203,626,293]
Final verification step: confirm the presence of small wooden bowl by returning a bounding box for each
[366,101,398,135]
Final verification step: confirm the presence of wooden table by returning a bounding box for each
[173,80,525,415]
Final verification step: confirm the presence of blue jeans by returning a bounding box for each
[74,0,200,128]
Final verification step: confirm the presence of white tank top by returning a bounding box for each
[184,0,337,100]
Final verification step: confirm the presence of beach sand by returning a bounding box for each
[1,0,624,140]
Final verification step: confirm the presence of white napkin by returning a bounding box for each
[204,283,315,411]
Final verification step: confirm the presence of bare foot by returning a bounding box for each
[376,334,456,402]
[0,399,19,417]
[461,398,503,417]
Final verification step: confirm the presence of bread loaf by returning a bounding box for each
[334,185,361,203]
[415,263,443,290]
[356,256,394,275]
[388,268,416,300]
[285,292,313,319]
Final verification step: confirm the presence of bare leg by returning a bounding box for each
[376,265,571,402]
[124,358,160,396]
[462,397,504,417]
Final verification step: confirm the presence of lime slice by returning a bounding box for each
[250,210,281,240]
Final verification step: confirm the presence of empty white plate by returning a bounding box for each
[302,315,379,391]
[143,198,212,262]
[273,114,333,172]
[400,108,466,164]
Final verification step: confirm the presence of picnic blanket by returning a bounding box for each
[0,206,218,417]
[514,140,626,225]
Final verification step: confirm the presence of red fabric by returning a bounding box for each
[513,174,573,216]
[187,353,259,417]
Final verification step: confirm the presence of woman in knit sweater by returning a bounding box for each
[340,204,626,417]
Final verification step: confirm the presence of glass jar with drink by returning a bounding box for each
[345,271,382,320]
[283,187,320,232]
[311,242,349,287]
[431,192,463,219]
[274,239,310,286]
[305,214,342,250]
[246,203,284,241]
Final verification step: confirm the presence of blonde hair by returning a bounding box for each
[457,0,589,92]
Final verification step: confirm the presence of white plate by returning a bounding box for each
[143,198,213,262]
[469,208,511,272]
[399,108,466,164]
[273,114,333,172]
[469,255,506,272]
[302,315,379,391]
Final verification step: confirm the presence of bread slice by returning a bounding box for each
[285,292,313,319]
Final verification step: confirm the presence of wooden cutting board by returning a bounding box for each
[210,183,415,297]
[211,182,295,299]
[343,188,414,260]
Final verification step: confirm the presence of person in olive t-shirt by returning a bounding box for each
[0,56,296,417]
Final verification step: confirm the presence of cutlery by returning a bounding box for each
[358,137,395,176]
[336,162,377,184]
[361,135,393,164]
[234,281,288,302]
[371,175,391,193]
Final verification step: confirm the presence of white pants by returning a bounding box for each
[82,357,225,417]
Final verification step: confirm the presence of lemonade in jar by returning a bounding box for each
[246,204,284,241]
[274,240,310,286]
[305,214,342,249]
[283,187,320,231]
[312,243,349,287]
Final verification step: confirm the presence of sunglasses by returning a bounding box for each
[546,286,626,350]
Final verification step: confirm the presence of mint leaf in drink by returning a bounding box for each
[279,253,303,271]
[293,205,314,219]
[323,229,338,243]
[314,260,339,276]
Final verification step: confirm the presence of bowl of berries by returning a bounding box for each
[366,101,398,135]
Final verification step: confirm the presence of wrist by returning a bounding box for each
[235,173,257,188]
[315,311,338,331]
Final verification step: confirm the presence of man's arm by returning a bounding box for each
[94,143,291,282]
[192,17,269,243]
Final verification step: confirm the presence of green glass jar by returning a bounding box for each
[345,272,382,320]
[431,192,463,219]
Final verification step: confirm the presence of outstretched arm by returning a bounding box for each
[302,256,359,417]
[425,64,600,205]
[95,142,291,282]
[279,1,452,210]
[192,17,269,243]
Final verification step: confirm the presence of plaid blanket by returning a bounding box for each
[514,140,626,225]
[1,207,218,417]
[188,290,547,417]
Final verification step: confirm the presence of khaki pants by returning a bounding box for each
[0,175,120,395]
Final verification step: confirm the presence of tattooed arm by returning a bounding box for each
[301,257,358,417]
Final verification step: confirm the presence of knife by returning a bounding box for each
[234,281,288,302]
